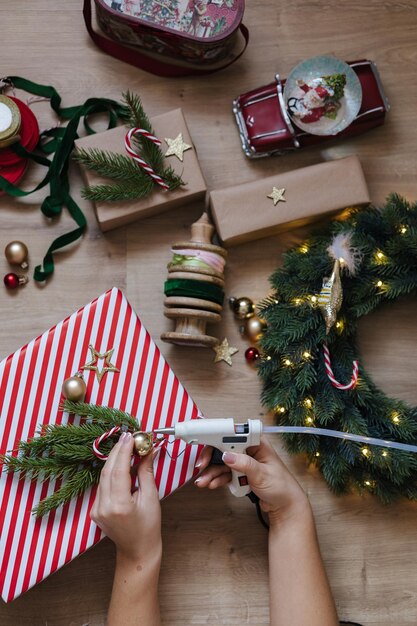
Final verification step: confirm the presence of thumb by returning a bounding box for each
[137,451,159,499]
[222,451,262,484]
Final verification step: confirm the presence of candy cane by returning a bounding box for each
[93,426,122,461]
[323,343,359,391]
[125,127,169,190]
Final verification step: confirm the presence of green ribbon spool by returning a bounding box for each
[164,278,224,305]
[0,76,129,281]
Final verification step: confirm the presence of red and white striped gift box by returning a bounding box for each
[0,287,202,602]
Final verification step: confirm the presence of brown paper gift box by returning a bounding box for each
[74,108,206,231]
[208,156,370,246]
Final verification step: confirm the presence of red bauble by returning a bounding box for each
[4,273,21,289]
[245,346,260,363]
[3,272,27,289]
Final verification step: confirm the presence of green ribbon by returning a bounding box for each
[0,76,129,281]
[164,278,224,305]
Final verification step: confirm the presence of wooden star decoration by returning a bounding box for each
[164,133,192,162]
[212,338,239,367]
[81,344,120,383]
[267,187,286,206]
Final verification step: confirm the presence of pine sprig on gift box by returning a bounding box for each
[0,401,141,517]
[74,90,184,202]
[34,469,98,518]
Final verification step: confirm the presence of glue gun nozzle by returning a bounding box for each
[154,427,175,435]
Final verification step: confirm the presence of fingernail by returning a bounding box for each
[123,432,132,444]
[195,462,202,468]
[152,448,160,460]
[222,451,236,464]
[194,477,201,485]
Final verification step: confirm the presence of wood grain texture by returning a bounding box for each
[1,1,417,624]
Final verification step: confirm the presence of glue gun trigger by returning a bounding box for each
[210,447,225,466]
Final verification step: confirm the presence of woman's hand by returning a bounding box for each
[90,431,162,567]
[91,432,162,626]
[195,436,311,528]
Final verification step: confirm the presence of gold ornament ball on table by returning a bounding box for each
[61,374,87,402]
[4,241,29,269]
[244,316,267,342]
[229,296,255,319]
[132,431,154,456]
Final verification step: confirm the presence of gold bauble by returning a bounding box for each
[318,259,343,334]
[229,296,255,319]
[244,316,267,341]
[4,241,29,269]
[61,374,87,402]
[132,431,154,456]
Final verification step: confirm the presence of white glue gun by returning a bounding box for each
[154,418,262,497]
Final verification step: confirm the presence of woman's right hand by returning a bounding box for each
[195,436,311,528]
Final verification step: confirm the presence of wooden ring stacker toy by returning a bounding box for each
[161,213,227,348]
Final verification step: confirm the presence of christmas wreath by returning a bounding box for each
[257,194,417,502]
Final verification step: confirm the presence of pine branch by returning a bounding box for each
[81,180,154,202]
[74,148,147,181]
[0,454,79,481]
[63,400,139,429]
[33,468,99,518]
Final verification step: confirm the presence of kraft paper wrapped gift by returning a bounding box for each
[208,156,370,246]
[0,288,202,601]
[75,108,206,231]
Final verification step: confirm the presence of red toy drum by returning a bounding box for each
[93,0,245,66]
[233,60,390,158]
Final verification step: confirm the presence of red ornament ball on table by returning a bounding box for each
[3,272,28,289]
[245,346,260,363]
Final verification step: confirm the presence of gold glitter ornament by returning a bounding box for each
[229,296,255,319]
[317,259,343,334]
[164,133,192,161]
[62,373,87,402]
[212,338,238,366]
[244,316,267,342]
[81,344,120,383]
[132,431,154,456]
[4,241,29,269]
[267,187,286,206]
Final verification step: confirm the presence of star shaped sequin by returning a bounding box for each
[267,187,286,206]
[212,338,239,367]
[81,344,120,383]
[164,133,192,161]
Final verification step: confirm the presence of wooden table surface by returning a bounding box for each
[1,1,417,624]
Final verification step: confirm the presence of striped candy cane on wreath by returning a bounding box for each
[125,127,169,190]
[92,426,122,461]
[323,343,359,391]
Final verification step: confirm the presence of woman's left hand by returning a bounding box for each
[90,432,162,567]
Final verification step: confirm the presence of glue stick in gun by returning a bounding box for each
[155,419,262,497]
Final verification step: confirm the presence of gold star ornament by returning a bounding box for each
[267,187,286,206]
[164,133,192,162]
[212,338,239,366]
[81,344,120,383]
